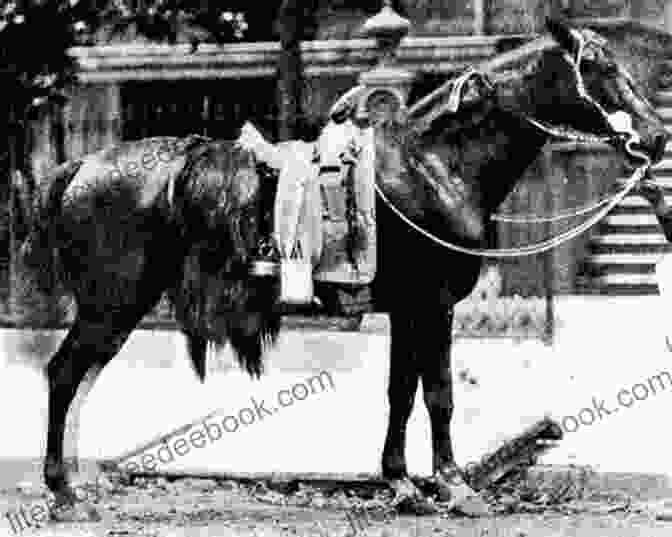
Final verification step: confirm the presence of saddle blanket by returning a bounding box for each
[237,120,376,286]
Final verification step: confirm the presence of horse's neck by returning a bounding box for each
[490,59,542,116]
[461,66,552,211]
[450,105,549,213]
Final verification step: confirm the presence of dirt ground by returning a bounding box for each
[3,471,672,537]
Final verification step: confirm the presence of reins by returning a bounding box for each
[375,159,648,258]
[490,190,616,224]
[491,119,638,224]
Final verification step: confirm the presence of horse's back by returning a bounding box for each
[62,136,206,216]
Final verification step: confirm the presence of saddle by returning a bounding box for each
[236,117,377,288]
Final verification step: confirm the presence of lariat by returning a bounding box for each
[340,139,363,272]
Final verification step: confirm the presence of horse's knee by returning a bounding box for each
[422,373,454,418]
[387,388,416,421]
[386,365,419,415]
[423,387,454,414]
[46,357,78,396]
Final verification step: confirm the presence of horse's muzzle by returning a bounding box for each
[623,133,668,167]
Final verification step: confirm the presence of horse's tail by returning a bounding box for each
[19,160,82,297]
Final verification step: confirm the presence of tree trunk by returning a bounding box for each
[276,0,316,141]
[7,104,20,316]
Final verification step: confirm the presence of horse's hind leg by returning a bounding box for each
[44,314,138,520]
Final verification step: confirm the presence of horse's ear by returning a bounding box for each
[546,17,580,55]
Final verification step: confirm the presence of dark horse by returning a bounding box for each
[18,18,668,521]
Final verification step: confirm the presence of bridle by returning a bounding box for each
[373,31,653,258]
[491,30,647,225]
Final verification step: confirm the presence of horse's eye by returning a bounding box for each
[602,63,619,76]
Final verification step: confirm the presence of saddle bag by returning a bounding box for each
[279,241,314,305]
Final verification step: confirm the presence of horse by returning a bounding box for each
[16,18,669,521]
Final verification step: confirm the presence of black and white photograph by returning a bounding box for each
[2,0,672,535]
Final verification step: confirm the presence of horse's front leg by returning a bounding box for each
[420,305,490,517]
[381,310,436,514]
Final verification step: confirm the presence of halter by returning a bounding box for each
[374,31,653,258]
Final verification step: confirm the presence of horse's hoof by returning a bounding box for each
[394,496,438,516]
[446,489,490,518]
[94,472,116,495]
[434,470,490,518]
[49,502,101,523]
[389,477,438,515]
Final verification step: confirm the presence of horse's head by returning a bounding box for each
[533,18,668,164]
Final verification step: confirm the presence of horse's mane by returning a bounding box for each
[408,48,547,113]
[164,139,281,379]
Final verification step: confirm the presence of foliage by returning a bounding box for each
[91,0,254,46]
[454,265,552,338]
[0,0,86,115]
[0,0,264,117]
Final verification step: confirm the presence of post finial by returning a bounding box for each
[361,2,410,42]
[360,1,411,69]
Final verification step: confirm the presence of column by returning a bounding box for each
[473,0,485,35]
[665,0,672,33]
[357,0,415,116]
